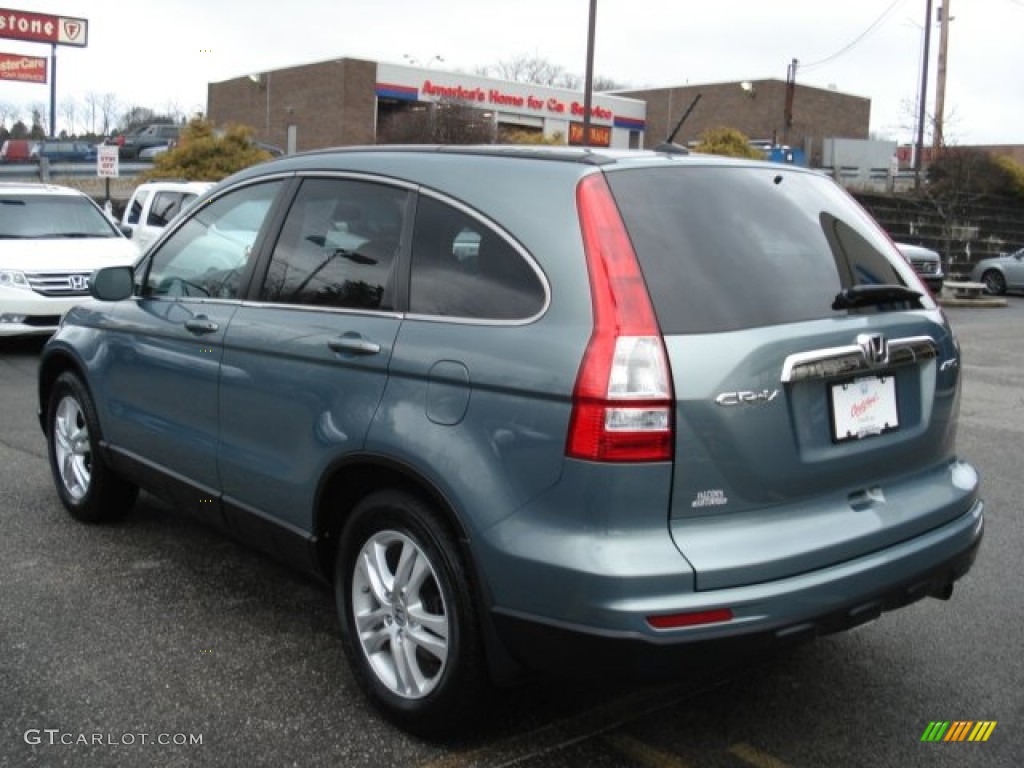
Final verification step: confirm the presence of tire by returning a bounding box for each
[336,489,487,736]
[46,372,138,522]
[981,269,1006,295]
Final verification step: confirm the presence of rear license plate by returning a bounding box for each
[830,375,899,442]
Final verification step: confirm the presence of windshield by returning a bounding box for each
[0,195,120,240]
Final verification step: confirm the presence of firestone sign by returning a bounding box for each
[0,7,88,47]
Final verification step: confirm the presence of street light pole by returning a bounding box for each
[932,0,951,151]
[915,0,934,190]
[582,0,597,147]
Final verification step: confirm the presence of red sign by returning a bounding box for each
[569,122,611,147]
[421,80,614,123]
[0,7,88,47]
[0,51,45,82]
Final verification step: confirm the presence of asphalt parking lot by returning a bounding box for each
[1,301,1021,768]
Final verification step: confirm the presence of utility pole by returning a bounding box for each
[932,0,951,151]
[914,0,934,190]
[783,58,798,145]
[582,0,597,147]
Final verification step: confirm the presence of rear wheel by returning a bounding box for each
[336,489,487,735]
[981,269,1006,295]
[46,372,137,522]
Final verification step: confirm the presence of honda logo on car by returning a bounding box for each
[0,7,88,48]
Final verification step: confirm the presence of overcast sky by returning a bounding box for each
[1,0,1021,146]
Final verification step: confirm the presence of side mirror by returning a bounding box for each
[90,266,134,301]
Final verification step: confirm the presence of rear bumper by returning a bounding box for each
[489,499,983,679]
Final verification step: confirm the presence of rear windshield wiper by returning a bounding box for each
[832,284,923,311]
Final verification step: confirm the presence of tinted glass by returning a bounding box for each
[147,191,186,227]
[144,181,282,299]
[607,166,924,334]
[0,194,119,239]
[260,178,406,310]
[409,196,545,320]
[126,190,149,225]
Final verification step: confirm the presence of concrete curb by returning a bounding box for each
[937,296,1007,308]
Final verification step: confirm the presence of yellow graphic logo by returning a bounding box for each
[921,721,996,742]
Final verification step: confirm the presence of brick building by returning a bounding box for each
[616,79,870,166]
[208,58,647,154]
[207,57,870,165]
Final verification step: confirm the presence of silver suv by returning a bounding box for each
[38,147,983,735]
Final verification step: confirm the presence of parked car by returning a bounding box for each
[895,242,944,294]
[120,180,214,251]
[0,183,139,336]
[120,124,180,159]
[30,140,97,164]
[969,247,1024,295]
[0,138,37,163]
[38,147,983,735]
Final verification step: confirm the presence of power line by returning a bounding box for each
[802,0,907,71]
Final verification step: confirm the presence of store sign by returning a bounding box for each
[421,80,614,123]
[569,122,611,147]
[0,51,45,82]
[0,7,88,47]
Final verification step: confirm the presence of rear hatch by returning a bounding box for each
[606,163,969,591]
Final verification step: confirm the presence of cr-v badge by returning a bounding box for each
[715,389,780,406]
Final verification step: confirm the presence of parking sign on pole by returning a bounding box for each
[97,144,118,178]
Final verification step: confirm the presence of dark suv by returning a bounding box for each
[38,146,983,735]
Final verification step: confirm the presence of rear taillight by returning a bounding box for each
[567,173,674,462]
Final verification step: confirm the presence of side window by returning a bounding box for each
[409,196,545,320]
[147,191,183,227]
[144,181,283,300]
[260,178,406,311]
[125,190,149,225]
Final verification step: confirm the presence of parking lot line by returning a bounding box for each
[728,742,793,768]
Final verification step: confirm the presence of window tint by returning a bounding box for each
[126,190,149,225]
[146,191,187,227]
[409,196,545,320]
[260,178,406,310]
[144,181,282,299]
[606,166,922,334]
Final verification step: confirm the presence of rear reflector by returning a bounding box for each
[647,608,734,629]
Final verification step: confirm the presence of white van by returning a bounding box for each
[121,181,214,251]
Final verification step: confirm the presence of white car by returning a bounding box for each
[0,183,140,336]
[121,180,214,252]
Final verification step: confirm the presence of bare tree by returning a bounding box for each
[0,101,18,132]
[84,91,102,134]
[100,92,119,136]
[29,103,47,138]
[479,53,626,91]
[60,96,78,137]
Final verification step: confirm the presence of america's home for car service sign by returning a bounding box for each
[0,7,88,48]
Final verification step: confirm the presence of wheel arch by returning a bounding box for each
[313,455,526,683]
[37,348,89,431]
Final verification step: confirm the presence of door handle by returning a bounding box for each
[328,334,381,356]
[184,316,219,335]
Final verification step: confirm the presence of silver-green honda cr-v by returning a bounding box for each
[38,146,983,735]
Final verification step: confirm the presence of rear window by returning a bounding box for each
[606,166,925,334]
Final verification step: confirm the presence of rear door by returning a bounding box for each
[607,164,971,590]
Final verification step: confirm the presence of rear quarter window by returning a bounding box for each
[606,166,922,334]
[409,195,545,321]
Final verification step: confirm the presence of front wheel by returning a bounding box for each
[981,269,1006,295]
[336,490,487,736]
[46,372,137,522]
